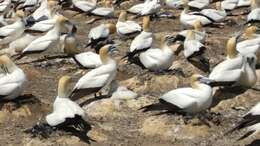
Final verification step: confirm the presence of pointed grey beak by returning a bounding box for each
[199,77,215,85]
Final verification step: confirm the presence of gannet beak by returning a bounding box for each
[165,35,176,44]
[108,44,118,53]
[199,76,215,85]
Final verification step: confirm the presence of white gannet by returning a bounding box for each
[91,0,114,17]
[177,19,207,43]
[247,0,260,24]
[236,26,260,58]
[139,35,175,71]
[22,15,69,54]
[180,0,213,27]
[188,0,210,10]
[0,0,11,12]
[86,23,116,53]
[209,36,244,83]
[238,53,257,87]
[0,10,25,45]
[22,0,39,9]
[226,102,260,140]
[116,10,141,38]
[70,44,117,100]
[74,52,102,68]
[140,74,213,114]
[45,75,91,131]
[0,55,27,100]
[27,0,58,32]
[200,2,227,22]
[31,0,48,20]
[140,0,161,16]
[237,0,251,7]
[221,0,237,10]
[72,0,97,13]
[127,1,145,14]
[124,16,153,60]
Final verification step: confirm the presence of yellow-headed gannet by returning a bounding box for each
[70,44,117,100]
[141,74,213,114]
[72,0,97,13]
[0,55,27,100]
[0,10,25,45]
[86,23,116,53]
[123,16,153,60]
[91,0,114,17]
[30,0,48,20]
[200,2,227,22]
[22,15,69,54]
[140,0,161,16]
[116,10,141,37]
[209,36,244,83]
[226,102,260,140]
[139,35,175,71]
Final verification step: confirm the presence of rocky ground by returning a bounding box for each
[0,1,260,146]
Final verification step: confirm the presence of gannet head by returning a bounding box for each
[186,30,195,40]
[143,16,150,32]
[192,19,202,31]
[99,44,117,64]
[243,26,260,39]
[0,55,17,74]
[47,0,57,8]
[15,10,25,19]
[56,15,69,25]
[104,0,113,7]
[191,74,213,88]
[58,75,71,98]
[160,35,176,48]
[118,10,127,22]
[181,0,189,11]
[215,2,222,10]
[245,53,257,68]
[105,23,116,34]
[226,37,238,59]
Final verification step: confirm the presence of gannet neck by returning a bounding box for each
[106,23,116,34]
[215,2,223,11]
[251,0,258,10]
[244,26,257,39]
[58,75,71,98]
[118,11,127,22]
[0,55,17,74]
[186,30,195,40]
[143,16,150,32]
[226,37,237,59]
[193,20,202,31]
[99,45,111,64]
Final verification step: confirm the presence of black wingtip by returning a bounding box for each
[237,130,255,141]
[24,122,54,138]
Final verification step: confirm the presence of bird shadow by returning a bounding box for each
[0,94,40,110]
[246,139,260,146]
[211,86,247,108]
[79,95,110,107]
[63,127,96,144]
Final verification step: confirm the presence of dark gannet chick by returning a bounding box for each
[0,10,25,45]
[86,23,116,53]
[0,55,27,100]
[183,30,210,72]
[226,102,260,140]
[139,35,175,71]
[70,44,117,100]
[116,10,141,38]
[140,74,213,114]
[123,16,153,61]
[26,76,91,140]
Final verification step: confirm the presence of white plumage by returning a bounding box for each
[72,0,97,12]
[74,52,102,68]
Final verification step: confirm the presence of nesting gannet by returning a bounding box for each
[22,15,69,54]
[188,0,210,10]
[226,102,260,140]
[123,16,153,60]
[72,0,97,13]
[31,0,48,20]
[74,52,102,68]
[0,10,25,45]
[27,75,91,138]
[0,55,27,100]
[237,0,251,7]
[91,0,114,17]
[139,35,175,71]
[165,0,183,8]
[177,19,206,43]
[221,0,237,10]
[236,26,260,57]
[247,0,260,24]
[86,23,116,53]
[27,0,58,32]
[127,1,144,14]
[116,10,141,37]
[140,74,213,114]
[200,2,227,22]
[140,0,161,16]
[70,44,117,100]
[180,0,213,27]
[183,30,209,71]
[209,36,244,83]
[45,75,90,130]
[0,0,11,12]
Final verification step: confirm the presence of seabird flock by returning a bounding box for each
[0,0,259,144]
